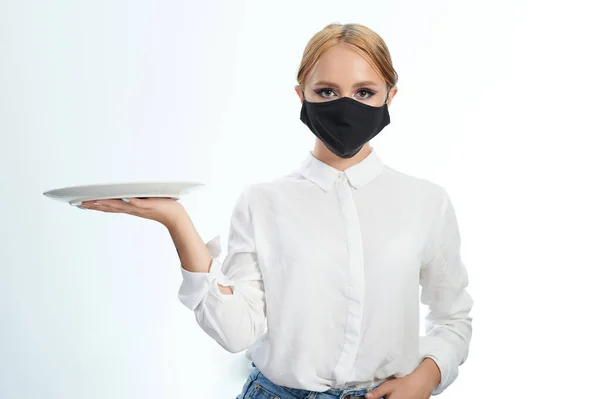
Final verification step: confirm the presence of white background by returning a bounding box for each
[1,0,598,398]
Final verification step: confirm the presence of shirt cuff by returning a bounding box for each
[204,235,222,260]
[177,236,234,310]
[419,337,454,395]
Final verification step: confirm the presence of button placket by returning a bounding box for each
[331,170,366,387]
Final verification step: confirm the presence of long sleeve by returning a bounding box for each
[418,188,474,395]
[177,187,267,353]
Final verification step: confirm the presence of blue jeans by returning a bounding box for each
[236,362,385,399]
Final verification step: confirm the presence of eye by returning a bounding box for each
[315,88,337,98]
[356,89,376,99]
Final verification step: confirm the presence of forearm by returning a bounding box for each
[166,210,233,294]
[416,357,442,390]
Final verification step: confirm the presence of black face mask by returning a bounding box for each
[299,89,391,158]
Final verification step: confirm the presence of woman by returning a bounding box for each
[81,23,473,399]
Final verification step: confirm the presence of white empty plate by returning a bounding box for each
[43,181,205,206]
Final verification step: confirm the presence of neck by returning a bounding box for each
[312,141,372,171]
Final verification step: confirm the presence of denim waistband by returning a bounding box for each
[249,362,386,397]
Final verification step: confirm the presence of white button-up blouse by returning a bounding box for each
[177,148,473,395]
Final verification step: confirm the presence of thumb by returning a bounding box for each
[365,384,390,399]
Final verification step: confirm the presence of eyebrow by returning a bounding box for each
[312,80,379,88]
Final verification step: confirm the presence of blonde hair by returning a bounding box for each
[297,23,398,90]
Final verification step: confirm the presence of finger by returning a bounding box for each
[365,384,391,399]
[80,200,115,207]
[100,199,132,208]
[84,204,121,213]
[81,200,130,213]
[80,197,153,206]
[88,200,129,212]
[80,198,154,212]
[79,201,104,208]
[124,197,150,208]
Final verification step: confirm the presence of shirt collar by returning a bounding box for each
[298,147,385,192]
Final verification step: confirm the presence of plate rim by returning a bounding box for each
[43,180,205,196]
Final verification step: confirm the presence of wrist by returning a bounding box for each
[163,205,189,229]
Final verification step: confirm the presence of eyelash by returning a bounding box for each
[314,88,376,99]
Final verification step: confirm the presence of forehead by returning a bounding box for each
[306,43,385,86]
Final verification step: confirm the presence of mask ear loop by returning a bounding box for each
[382,88,390,106]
